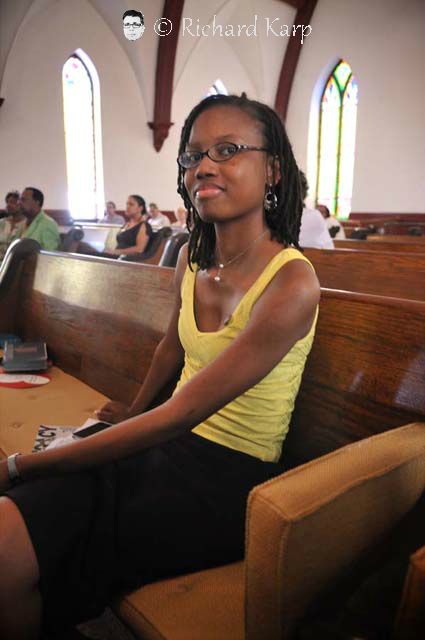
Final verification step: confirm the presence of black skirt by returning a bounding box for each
[5,432,283,634]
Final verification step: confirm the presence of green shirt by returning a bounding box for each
[23,211,60,251]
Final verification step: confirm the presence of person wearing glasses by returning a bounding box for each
[122,9,145,41]
[0,94,320,639]
[0,191,26,259]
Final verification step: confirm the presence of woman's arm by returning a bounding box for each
[112,223,149,256]
[1,258,319,490]
[97,247,187,423]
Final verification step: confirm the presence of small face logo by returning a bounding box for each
[123,10,145,41]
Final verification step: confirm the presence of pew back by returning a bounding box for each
[1,251,175,405]
[368,234,425,244]
[303,248,425,301]
[335,239,425,253]
[2,249,425,468]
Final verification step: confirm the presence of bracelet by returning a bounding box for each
[7,453,22,485]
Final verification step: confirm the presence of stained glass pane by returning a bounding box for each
[316,61,358,218]
[63,56,97,219]
[205,78,228,97]
[334,60,351,93]
[317,76,341,214]
[338,76,358,218]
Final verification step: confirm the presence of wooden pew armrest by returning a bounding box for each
[245,422,425,640]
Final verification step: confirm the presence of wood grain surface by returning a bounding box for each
[304,248,425,301]
[335,239,425,253]
[2,251,425,469]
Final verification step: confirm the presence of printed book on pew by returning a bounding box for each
[2,340,48,372]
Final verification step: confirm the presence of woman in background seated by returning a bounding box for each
[108,194,152,257]
[0,190,26,259]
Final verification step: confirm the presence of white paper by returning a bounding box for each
[32,418,100,452]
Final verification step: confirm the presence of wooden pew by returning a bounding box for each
[303,248,425,301]
[335,238,425,253]
[367,234,425,244]
[1,247,424,638]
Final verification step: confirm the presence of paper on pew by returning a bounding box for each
[32,419,99,452]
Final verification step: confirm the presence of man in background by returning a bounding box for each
[100,201,123,224]
[0,191,27,259]
[148,203,171,231]
[20,187,60,251]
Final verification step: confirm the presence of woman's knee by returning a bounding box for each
[0,497,40,593]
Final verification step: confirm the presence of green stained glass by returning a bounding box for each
[338,77,358,218]
[317,77,341,214]
[316,60,358,218]
[334,60,351,93]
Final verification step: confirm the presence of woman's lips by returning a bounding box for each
[195,187,224,200]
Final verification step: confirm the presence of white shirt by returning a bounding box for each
[149,213,171,230]
[299,208,334,249]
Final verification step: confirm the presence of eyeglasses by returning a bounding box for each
[178,142,269,169]
[124,22,142,28]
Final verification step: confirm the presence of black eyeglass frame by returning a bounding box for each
[177,142,270,169]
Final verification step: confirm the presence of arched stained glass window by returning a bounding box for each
[316,60,358,218]
[62,52,104,220]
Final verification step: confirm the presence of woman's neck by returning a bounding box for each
[127,213,143,225]
[214,219,269,264]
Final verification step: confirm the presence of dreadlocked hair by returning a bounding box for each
[177,93,303,271]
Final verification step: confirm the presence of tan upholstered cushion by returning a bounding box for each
[394,545,425,639]
[0,366,107,456]
[245,422,425,640]
[114,562,244,640]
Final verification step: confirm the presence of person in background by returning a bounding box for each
[100,201,123,225]
[171,206,188,231]
[20,187,60,251]
[107,194,152,257]
[0,191,27,259]
[298,173,334,249]
[317,203,346,239]
[148,202,171,230]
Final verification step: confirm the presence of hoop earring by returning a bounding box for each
[264,185,278,212]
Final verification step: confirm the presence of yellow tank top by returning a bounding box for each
[174,247,318,462]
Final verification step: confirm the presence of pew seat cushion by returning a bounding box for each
[0,366,107,457]
[114,561,244,640]
[113,423,425,640]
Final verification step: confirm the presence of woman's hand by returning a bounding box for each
[96,401,131,423]
[0,459,12,494]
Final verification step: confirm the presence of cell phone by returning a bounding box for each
[73,421,113,438]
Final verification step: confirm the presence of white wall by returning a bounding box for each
[287,0,425,212]
[0,0,424,214]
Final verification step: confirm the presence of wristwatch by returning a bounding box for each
[7,453,22,485]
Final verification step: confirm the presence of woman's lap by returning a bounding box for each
[5,432,282,633]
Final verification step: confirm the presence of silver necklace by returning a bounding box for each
[213,229,268,282]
